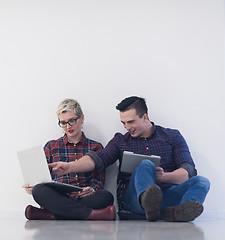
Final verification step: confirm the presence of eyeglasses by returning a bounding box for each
[58,116,80,128]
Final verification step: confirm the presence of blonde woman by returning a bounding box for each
[23,98,115,220]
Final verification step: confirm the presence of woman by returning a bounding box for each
[23,98,115,220]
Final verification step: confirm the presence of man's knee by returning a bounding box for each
[135,159,156,176]
[190,175,210,192]
[138,159,156,170]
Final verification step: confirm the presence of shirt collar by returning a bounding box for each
[137,122,156,140]
[63,132,86,146]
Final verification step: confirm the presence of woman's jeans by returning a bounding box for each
[124,160,210,215]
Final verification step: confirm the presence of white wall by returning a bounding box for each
[0,0,224,214]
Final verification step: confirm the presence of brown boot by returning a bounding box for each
[25,205,55,220]
[88,205,116,220]
[162,201,203,222]
[141,184,162,222]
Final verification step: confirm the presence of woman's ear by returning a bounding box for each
[80,114,84,123]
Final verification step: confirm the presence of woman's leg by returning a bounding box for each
[32,184,114,220]
[78,190,114,209]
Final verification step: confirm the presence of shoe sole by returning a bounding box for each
[141,184,162,221]
[109,205,116,221]
[162,201,203,222]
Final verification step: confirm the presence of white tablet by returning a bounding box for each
[120,151,161,173]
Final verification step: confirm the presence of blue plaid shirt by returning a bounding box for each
[86,122,196,209]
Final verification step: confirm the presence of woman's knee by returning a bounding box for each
[32,183,48,201]
[98,190,114,206]
[83,190,114,209]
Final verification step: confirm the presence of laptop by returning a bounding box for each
[120,151,161,173]
[17,146,83,193]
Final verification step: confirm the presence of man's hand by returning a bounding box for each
[78,186,95,198]
[23,184,33,195]
[156,167,166,183]
[49,162,71,176]
[156,167,189,184]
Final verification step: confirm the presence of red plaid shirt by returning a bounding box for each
[44,132,104,198]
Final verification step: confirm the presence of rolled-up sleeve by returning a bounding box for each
[86,133,122,171]
[180,163,197,178]
[86,151,105,172]
[172,130,197,177]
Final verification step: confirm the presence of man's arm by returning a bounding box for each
[50,155,96,176]
[157,167,189,185]
[162,129,197,184]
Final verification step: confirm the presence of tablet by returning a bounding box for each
[120,151,161,173]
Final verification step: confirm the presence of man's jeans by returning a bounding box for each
[124,160,210,214]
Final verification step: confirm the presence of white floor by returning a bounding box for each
[1,211,224,240]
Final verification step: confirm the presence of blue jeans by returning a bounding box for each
[124,160,210,214]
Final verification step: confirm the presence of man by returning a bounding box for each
[50,96,210,222]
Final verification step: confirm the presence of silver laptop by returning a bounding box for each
[120,151,161,173]
[17,146,83,193]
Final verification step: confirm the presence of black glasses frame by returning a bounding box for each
[58,116,80,128]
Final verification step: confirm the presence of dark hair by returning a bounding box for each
[116,96,148,117]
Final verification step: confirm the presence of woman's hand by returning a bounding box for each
[22,184,33,195]
[78,186,95,198]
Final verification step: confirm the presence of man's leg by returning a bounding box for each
[161,176,210,222]
[124,160,162,221]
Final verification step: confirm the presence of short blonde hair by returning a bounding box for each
[56,98,83,117]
